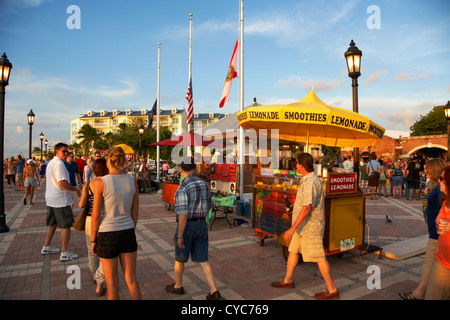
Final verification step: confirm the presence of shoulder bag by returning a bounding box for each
[73,205,88,231]
[73,182,90,231]
[369,161,380,179]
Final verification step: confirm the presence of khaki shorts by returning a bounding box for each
[360,180,368,189]
[421,238,438,282]
[425,258,450,300]
[16,173,23,183]
[288,232,325,262]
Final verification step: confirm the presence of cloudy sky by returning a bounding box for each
[1,0,449,157]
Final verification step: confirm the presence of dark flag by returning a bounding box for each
[148,99,157,129]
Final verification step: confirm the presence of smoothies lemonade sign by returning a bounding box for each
[236,90,385,148]
[327,173,357,194]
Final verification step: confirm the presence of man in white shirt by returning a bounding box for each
[342,155,354,172]
[41,143,81,262]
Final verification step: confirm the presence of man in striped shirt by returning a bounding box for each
[165,157,222,300]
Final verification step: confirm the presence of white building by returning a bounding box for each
[70,108,228,144]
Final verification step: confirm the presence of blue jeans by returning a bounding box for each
[174,220,208,263]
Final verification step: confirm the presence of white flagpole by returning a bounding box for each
[239,0,244,199]
[157,43,161,181]
[188,13,193,133]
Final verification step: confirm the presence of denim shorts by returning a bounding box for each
[174,220,208,263]
[391,176,404,187]
[24,177,37,187]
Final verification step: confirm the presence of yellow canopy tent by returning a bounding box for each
[113,144,134,154]
[236,90,384,148]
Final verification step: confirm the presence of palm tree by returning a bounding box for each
[69,142,82,157]
[77,124,102,154]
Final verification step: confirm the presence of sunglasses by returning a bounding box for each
[61,150,69,154]
[440,176,445,181]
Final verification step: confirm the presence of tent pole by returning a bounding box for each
[157,43,161,181]
[306,127,309,153]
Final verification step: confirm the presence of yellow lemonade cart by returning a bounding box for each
[238,90,385,259]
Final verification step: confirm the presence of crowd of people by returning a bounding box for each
[34,144,222,300]
[35,144,140,300]
[4,146,449,300]
[334,152,432,200]
[3,146,165,299]
[334,152,450,299]
[4,155,45,205]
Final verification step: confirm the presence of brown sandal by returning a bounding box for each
[314,289,340,300]
[165,283,185,295]
[398,291,421,300]
[270,279,294,288]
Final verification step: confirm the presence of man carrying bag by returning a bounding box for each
[366,153,381,200]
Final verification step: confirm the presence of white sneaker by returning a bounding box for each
[41,246,60,255]
[60,251,79,262]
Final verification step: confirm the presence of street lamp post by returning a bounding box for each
[44,139,48,159]
[27,109,35,159]
[345,40,362,182]
[0,53,12,233]
[39,132,44,160]
[444,101,450,161]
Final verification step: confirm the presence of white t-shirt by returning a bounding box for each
[367,160,381,175]
[45,157,73,208]
[343,160,354,172]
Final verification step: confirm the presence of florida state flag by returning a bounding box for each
[219,39,239,108]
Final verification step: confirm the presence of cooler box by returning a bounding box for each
[236,200,245,216]
[244,200,252,219]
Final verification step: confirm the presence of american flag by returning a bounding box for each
[186,77,193,124]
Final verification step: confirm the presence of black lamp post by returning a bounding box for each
[27,109,35,159]
[345,40,362,182]
[0,53,12,233]
[44,139,48,158]
[39,132,44,160]
[444,101,450,161]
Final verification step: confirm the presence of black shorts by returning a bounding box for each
[96,228,138,259]
[407,179,421,189]
[368,174,379,187]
